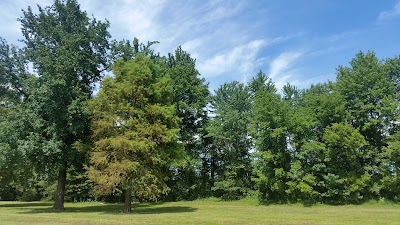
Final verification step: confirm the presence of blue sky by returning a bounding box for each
[1,0,400,92]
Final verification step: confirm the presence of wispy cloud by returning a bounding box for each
[81,0,167,43]
[198,39,266,79]
[6,0,391,93]
[377,1,400,22]
[267,51,304,90]
[80,0,253,59]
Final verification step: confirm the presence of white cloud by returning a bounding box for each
[80,0,167,43]
[205,1,247,23]
[198,39,267,80]
[181,38,204,59]
[181,38,203,53]
[83,0,266,88]
[0,0,307,91]
[377,1,400,22]
[268,51,304,90]
[79,0,250,58]
[269,51,302,79]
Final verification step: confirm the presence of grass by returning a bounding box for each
[1,198,400,225]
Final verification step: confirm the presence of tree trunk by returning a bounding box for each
[210,155,215,186]
[123,188,132,213]
[53,162,67,210]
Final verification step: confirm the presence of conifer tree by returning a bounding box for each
[87,54,181,213]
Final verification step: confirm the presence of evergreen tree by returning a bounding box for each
[87,54,182,213]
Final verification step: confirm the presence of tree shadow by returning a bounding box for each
[11,202,197,215]
[257,199,319,207]
[0,202,53,208]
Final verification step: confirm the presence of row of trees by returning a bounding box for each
[200,51,400,205]
[1,0,400,213]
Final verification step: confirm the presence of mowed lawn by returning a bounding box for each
[1,198,400,225]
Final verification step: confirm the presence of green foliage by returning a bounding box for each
[337,52,398,146]
[0,38,36,201]
[14,0,111,209]
[284,52,400,204]
[163,47,210,200]
[380,131,400,201]
[302,82,347,140]
[206,81,253,200]
[249,72,291,202]
[65,166,94,202]
[336,51,399,200]
[0,38,30,104]
[321,123,368,203]
[111,38,160,62]
[247,51,400,204]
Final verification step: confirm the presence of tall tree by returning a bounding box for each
[18,0,111,209]
[164,47,210,200]
[249,72,291,202]
[103,42,210,200]
[206,81,252,199]
[336,51,399,197]
[87,54,181,213]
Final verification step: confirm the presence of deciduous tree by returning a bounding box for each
[18,0,111,209]
[206,81,252,199]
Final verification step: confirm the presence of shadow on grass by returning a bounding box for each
[257,199,318,207]
[10,202,197,215]
[0,202,53,208]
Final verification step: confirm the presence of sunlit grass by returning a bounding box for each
[1,198,399,225]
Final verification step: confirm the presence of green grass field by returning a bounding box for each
[1,198,400,225]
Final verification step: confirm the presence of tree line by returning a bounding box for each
[1,0,400,213]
